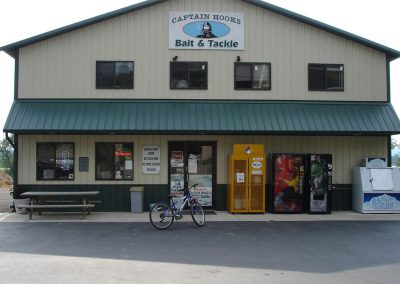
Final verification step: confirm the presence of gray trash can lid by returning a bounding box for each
[130,187,144,192]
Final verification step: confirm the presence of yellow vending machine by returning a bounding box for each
[227,144,266,213]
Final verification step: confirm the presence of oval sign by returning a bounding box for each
[183,21,230,38]
[252,161,262,169]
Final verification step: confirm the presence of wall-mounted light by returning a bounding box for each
[236,56,240,62]
[173,56,178,61]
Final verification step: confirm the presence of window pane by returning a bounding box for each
[96,61,133,89]
[170,62,207,89]
[171,63,188,88]
[115,144,133,180]
[37,144,56,180]
[189,63,207,89]
[96,143,134,180]
[114,62,133,89]
[56,144,74,180]
[96,144,114,180]
[96,62,114,88]
[327,67,343,90]
[252,64,270,89]
[309,65,325,90]
[235,64,252,89]
[309,64,344,91]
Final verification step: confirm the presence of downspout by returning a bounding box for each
[388,136,392,167]
[5,132,15,148]
[386,56,391,103]
[386,56,392,166]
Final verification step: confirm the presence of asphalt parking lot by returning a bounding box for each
[0,220,399,284]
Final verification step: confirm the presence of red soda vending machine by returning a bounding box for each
[271,154,304,213]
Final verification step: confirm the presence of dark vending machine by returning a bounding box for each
[306,154,332,214]
[271,154,305,213]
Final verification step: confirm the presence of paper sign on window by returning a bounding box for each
[142,146,161,174]
[188,153,198,173]
[236,173,245,183]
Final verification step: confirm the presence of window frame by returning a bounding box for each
[36,142,75,181]
[308,63,344,91]
[234,62,272,91]
[95,142,134,181]
[170,61,208,90]
[96,61,134,89]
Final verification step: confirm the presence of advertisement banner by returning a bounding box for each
[169,11,244,50]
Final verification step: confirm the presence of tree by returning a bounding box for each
[391,138,400,149]
[391,138,400,166]
[0,137,14,175]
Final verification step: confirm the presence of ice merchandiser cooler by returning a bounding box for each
[305,154,332,214]
[353,163,400,213]
[227,144,266,213]
[271,154,304,213]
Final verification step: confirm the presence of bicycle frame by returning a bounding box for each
[149,183,205,229]
[170,190,194,213]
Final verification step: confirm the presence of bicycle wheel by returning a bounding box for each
[149,203,174,230]
[190,201,205,227]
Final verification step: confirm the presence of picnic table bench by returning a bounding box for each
[16,191,100,220]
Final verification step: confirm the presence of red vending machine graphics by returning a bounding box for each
[272,154,304,213]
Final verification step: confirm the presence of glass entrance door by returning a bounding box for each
[169,141,215,208]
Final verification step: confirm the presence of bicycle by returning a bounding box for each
[149,183,205,230]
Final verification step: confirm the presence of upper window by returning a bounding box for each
[235,63,271,90]
[37,143,74,180]
[308,64,344,91]
[96,61,134,89]
[170,62,208,89]
[95,143,134,180]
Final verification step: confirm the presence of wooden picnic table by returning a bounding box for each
[18,191,100,220]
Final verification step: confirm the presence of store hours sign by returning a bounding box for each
[142,146,160,174]
[169,12,244,50]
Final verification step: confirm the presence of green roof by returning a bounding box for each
[0,0,399,60]
[4,100,400,135]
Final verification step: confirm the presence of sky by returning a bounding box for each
[0,0,399,138]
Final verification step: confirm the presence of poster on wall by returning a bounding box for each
[189,175,213,207]
[142,146,160,174]
[169,11,244,50]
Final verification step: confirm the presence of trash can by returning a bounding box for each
[130,187,144,213]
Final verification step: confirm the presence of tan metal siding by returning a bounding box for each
[19,134,387,186]
[18,0,387,101]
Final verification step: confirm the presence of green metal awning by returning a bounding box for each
[4,100,400,135]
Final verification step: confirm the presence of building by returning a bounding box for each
[1,0,400,212]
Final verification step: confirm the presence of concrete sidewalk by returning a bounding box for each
[1,210,400,223]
